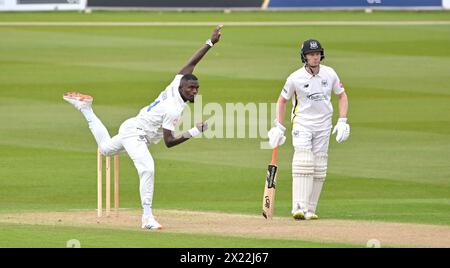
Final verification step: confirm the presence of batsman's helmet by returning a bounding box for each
[300,39,325,63]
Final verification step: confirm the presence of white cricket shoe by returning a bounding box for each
[292,209,305,220]
[63,92,93,110]
[305,212,319,220]
[141,215,163,230]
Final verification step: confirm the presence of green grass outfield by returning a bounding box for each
[0,10,449,248]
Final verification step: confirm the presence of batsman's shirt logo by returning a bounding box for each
[307,93,327,101]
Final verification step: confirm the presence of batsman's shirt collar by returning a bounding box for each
[303,65,325,79]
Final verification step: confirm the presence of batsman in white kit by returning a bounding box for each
[268,39,350,220]
[63,25,222,230]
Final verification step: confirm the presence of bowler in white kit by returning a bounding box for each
[63,25,223,230]
[268,39,350,220]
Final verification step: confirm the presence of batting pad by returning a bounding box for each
[309,152,328,213]
[292,148,314,213]
[314,152,328,179]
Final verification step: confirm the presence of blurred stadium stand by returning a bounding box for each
[88,0,263,9]
[268,0,444,10]
[1,0,449,11]
[86,0,447,10]
[0,0,87,11]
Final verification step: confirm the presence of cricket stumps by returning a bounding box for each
[97,148,119,217]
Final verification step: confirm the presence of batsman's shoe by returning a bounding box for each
[141,216,163,230]
[292,209,305,220]
[305,212,319,220]
[63,92,93,110]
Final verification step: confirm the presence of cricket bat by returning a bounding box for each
[262,148,278,219]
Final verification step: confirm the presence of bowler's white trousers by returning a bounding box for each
[84,110,155,210]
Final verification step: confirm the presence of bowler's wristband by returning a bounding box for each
[205,39,214,47]
[188,127,201,137]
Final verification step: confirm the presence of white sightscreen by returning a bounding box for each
[0,0,87,11]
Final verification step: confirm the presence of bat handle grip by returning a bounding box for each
[271,147,277,165]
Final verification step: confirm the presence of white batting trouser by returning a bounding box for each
[291,126,331,214]
[83,111,155,210]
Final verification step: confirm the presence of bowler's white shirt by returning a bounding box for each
[134,74,186,144]
[280,65,345,131]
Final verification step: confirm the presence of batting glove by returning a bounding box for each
[332,118,350,143]
[268,120,286,149]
